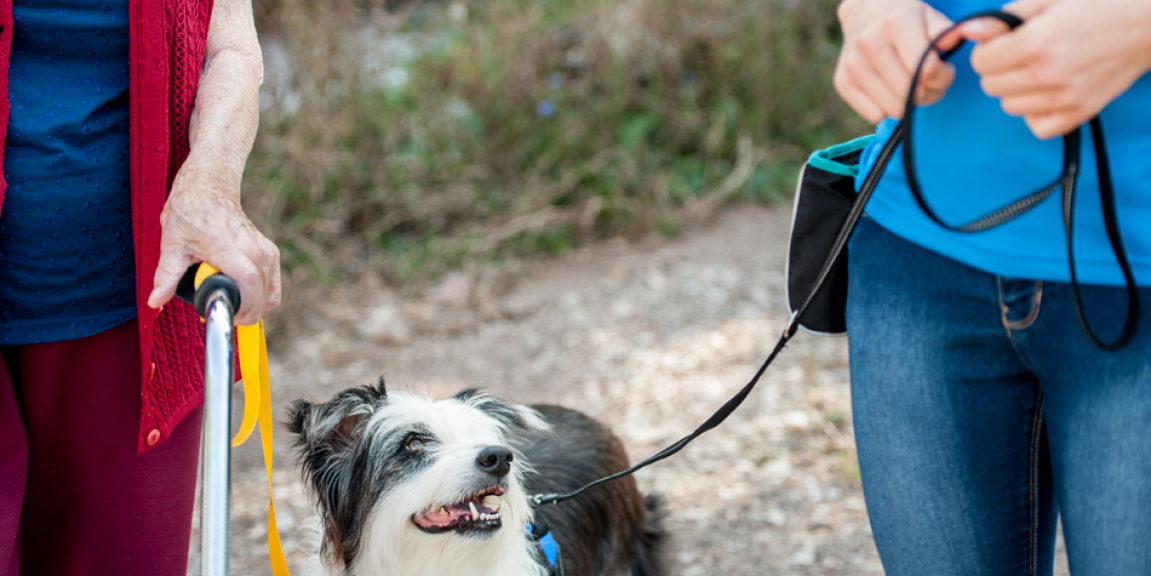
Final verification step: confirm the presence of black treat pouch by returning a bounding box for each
[785,136,874,335]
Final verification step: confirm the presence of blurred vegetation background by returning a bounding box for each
[245,0,866,285]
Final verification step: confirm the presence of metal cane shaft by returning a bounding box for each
[201,293,235,576]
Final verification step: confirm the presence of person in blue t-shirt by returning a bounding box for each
[833,0,1151,574]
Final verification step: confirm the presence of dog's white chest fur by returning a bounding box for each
[300,528,548,576]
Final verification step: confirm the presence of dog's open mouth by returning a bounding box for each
[412,486,505,534]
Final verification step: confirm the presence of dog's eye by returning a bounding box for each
[406,436,425,451]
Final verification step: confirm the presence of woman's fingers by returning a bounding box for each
[998,89,1076,116]
[969,29,1033,77]
[914,54,956,106]
[148,247,195,311]
[918,9,960,75]
[206,231,281,326]
[834,75,887,124]
[967,0,1151,139]
[267,253,283,310]
[914,9,963,104]
[150,183,281,325]
[980,67,1052,98]
[148,232,281,325]
[839,37,908,120]
[206,247,275,326]
[868,22,925,108]
[957,18,1012,45]
[1024,110,1080,141]
[1002,0,1055,22]
[835,0,958,121]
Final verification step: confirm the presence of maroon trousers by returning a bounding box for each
[0,319,202,576]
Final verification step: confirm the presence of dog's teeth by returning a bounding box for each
[469,502,478,518]
[482,494,502,512]
[437,507,447,516]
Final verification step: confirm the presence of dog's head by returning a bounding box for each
[286,380,550,571]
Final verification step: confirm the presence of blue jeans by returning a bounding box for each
[846,217,1151,576]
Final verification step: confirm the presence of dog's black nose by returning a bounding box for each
[476,446,514,477]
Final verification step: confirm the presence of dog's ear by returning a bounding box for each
[285,388,384,571]
[287,398,350,450]
[286,384,389,463]
[286,398,316,438]
[453,388,551,436]
[506,403,551,435]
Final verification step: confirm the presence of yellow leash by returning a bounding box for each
[192,264,291,575]
[235,321,291,575]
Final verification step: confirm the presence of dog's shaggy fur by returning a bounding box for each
[287,380,665,576]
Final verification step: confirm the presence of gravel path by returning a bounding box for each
[189,204,1069,575]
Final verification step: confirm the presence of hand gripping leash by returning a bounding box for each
[176,264,292,576]
[533,9,1138,508]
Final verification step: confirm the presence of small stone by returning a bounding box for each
[790,544,817,566]
[765,508,787,527]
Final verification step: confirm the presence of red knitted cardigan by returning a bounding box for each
[0,0,215,454]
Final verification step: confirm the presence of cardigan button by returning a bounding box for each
[146,429,161,446]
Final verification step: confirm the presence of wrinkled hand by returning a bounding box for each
[147,168,281,326]
[962,0,1151,139]
[834,0,964,123]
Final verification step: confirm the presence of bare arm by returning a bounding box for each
[147,0,280,326]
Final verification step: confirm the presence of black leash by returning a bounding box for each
[531,9,1138,508]
[532,322,799,506]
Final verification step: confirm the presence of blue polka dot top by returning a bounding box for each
[0,0,136,345]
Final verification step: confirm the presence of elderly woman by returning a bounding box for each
[0,0,278,574]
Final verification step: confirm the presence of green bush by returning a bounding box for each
[245,0,866,282]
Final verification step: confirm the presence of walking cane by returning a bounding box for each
[176,263,292,576]
[177,265,243,576]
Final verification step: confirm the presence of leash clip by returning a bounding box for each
[532,493,561,506]
[784,311,800,339]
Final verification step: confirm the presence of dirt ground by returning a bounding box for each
[187,204,1070,575]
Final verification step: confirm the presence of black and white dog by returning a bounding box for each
[287,380,665,576]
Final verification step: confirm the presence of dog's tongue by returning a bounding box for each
[412,503,473,529]
[413,494,503,530]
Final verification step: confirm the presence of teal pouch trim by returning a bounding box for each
[807,135,877,177]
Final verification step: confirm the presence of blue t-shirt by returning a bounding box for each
[0,0,136,344]
[857,0,1151,287]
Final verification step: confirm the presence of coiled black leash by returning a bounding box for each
[532,9,1138,508]
[902,10,1140,350]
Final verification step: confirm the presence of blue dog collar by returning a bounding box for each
[525,524,559,566]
